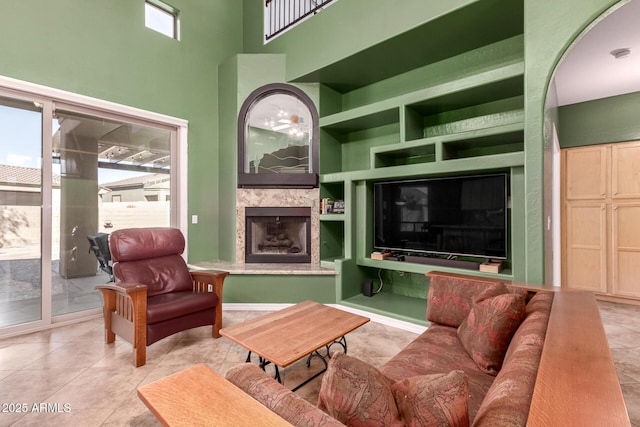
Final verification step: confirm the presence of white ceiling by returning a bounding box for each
[553,0,640,106]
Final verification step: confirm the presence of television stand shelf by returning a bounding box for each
[358,257,513,280]
[340,291,428,327]
[401,255,480,270]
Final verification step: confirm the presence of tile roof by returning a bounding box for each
[101,173,169,188]
[0,164,61,186]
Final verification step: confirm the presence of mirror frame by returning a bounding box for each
[237,83,319,188]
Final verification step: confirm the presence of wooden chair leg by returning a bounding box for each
[132,291,148,367]
[134,345,147,368]
[98,289,116,344]
[213,307,222,338]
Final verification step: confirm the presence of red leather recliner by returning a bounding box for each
[96,227,228,367]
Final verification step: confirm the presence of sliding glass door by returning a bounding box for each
[0,96,44,328]
[51,108,172,317]
[0,83,182,335]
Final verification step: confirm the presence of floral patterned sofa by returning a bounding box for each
[226,274,555,426]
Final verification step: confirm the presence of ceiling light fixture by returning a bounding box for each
[610,48,631,59]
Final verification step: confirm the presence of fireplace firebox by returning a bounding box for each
[245,207,311,263]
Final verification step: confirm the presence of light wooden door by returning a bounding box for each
[612,141,640,199]
[611,202,640,298]
[565,146,607,200]
[564,202,608,293]
[562,141,640,300]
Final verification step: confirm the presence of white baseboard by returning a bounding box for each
[223,303,428,335]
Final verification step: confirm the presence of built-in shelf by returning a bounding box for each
[321,151,524,183]
[358,257,513,280]
[321,107,400,133]
[315,27,524,324]
[341,291,428,326]
[319,62,523,132]
[320,214,345,221]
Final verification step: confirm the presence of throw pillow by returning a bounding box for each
[317,353,404,427]
[392,370,470,427]
[457,293,527,375]
[426,276,509,327]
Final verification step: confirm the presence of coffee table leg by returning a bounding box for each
[326,335,348,357]
[293,350,328,392]
[247,351,283,384]
[245,335,349,392]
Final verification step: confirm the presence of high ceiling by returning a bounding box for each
[553,0,640,106]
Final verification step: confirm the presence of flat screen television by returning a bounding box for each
[374,174,508,259]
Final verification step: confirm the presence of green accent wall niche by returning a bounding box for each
[558,91,640,148]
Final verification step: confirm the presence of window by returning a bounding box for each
[0,75,187,336]
[238,83,319,188]
[145,0,179,39]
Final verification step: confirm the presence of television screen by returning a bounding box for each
[374,174,508,259]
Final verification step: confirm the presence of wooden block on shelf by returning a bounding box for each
[479,260,502,273]
[371,251,392,260]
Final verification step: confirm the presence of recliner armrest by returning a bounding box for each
[190,270,228,296]
[96,282,147,295]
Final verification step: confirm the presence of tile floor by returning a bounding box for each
[0,301,638,426]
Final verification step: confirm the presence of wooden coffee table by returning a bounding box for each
[220,300,370,391]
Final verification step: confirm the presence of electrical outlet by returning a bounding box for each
[207,284,213,292]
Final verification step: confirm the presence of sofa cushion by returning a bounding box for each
[109,227,185,262]
[473,292,554,427]
[146,291,218,325]
[457,293,527,376]
[226,363,344,427]
[381,325,494,422]
[392,371,470,427]
[114,254,194,296]
[318,353,403,427]
[426,275,508,327]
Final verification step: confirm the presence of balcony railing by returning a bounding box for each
[264,0,336,41]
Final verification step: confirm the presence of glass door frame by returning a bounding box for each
[0,75,188,338]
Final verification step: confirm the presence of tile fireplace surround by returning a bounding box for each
[236,188,320,266]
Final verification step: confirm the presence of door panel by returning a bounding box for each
[611,141,640,199]
[564,202,607,292]
[612,203,640,297]
[0,97,44,328]
[565,146,607,200]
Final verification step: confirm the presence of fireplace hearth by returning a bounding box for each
[245,207,311,263]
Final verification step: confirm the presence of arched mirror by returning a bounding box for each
[237,83,319,188]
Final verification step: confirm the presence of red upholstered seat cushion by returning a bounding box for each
[226,363,344,427]
[146,291,219,325]
[114,255,194,296]
[110,227,194,297]
[381,325,494,421]
[318,353,404,427]
[318,353,471,427]
[457,293,527,376]
[391,371,469,427]
[426,276,508,327]
[109,227,185,262]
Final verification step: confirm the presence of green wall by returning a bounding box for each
[1,0,629,289]
[0,0,243,263]
[558,91,640,148]
[241,0,625,284]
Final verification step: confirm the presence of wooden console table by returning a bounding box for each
[137,364,292,426]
